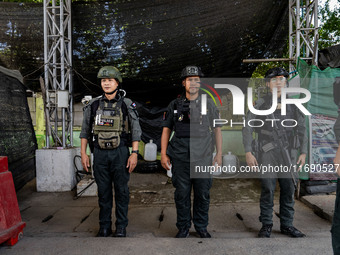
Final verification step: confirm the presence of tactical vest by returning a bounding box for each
[92,99,129,149]
[255,96,297,145]
[174,98,210,138]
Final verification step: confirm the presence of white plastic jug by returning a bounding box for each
[144,139,157,161]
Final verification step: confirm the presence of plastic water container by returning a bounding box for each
[144,139,157,161]
[223,152,238,173]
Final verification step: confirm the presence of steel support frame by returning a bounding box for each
[43,0,73,148]
[289,0,319,73]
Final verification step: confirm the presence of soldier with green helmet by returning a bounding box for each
[80,66,141,237]
[161,65,223,238]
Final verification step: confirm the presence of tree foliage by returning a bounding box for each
[318,0,340,49]
[251,0,340,79]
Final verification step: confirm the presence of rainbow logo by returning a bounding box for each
[199,83,223,106]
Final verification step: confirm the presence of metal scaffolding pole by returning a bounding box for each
[43,0,73,148]
[243,0,319,74]
[289,0,319,73]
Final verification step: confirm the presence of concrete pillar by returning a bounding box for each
[36,147,80,192]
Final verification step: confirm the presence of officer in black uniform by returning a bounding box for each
[80,66,141,237]
[161,66,222,238]
[332,80,340,254]
[242,67,307,238]
[333,116,340,254]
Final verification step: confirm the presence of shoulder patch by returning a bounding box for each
[123,97,137,109]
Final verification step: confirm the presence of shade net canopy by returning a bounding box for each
[0,0,288,106]
[0,67,37,190]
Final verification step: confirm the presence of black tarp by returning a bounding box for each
[318,44,340,70]
[0,0,289,106]
[136,102,167,150]
[0,66,37,190]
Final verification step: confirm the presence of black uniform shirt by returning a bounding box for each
[162,96,221,162]
[334,107,340,144]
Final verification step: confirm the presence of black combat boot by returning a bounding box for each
[175,228,189,238]
[195,228,211,238]
[281,226,306,238]
[258,224,273,238]
[113,227,127,237]
[96,228,113,237]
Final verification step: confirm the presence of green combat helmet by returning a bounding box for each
[97,66,123,83]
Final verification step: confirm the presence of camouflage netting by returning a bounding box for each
[0,67,37,190]
[0,0,288,106]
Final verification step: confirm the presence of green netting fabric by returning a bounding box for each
[297,59,340,181]
[298,58,340,117]
[0,68,37,189]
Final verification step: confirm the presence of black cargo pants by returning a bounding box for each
[259,147,296,227]
[171,157,212,231]
[332,179,340,254]
[93,146,130,230]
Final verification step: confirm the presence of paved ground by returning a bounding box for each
[0,172,336,255]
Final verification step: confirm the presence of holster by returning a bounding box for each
[251,139,260,160]
[291,134,300,149]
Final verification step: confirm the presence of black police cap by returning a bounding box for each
[181,66,204,79]
[265,67,289,79]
